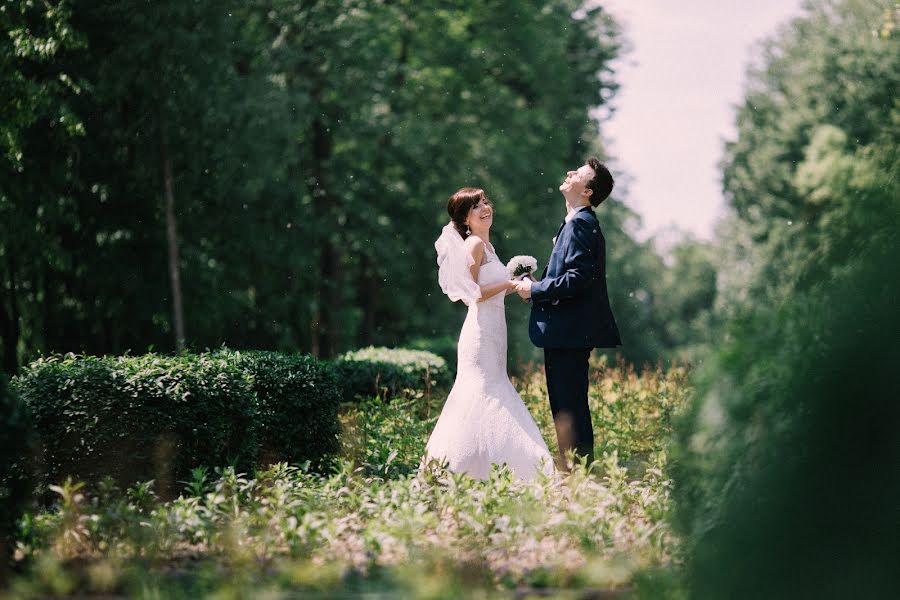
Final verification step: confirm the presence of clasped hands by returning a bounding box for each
[510,274,533,300]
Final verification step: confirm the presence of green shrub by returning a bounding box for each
[11,360,687,595]
[407,335,458,372]
[15,353,258,496]
[332,346,452,402]
[671,244,900,598]
[340,397,438,478]
[13,350,341,496]
[219,350,340,469]
[0,376,34,566]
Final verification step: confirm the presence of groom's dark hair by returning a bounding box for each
[585,157,614,207]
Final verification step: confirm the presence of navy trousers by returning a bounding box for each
[543,347,594,468]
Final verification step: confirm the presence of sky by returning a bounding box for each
[598,0,806,242]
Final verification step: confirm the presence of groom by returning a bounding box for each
[515,157,621,470]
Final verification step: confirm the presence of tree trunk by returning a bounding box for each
[360,256,379,347]
[161,118,186,351]
[0,249,20,373]
[357,29,408,348]
[315,239,340,357]
[307,94,340,358]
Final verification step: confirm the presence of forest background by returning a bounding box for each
[1,0,898,596]
[2,0,729,372]
[0,0,896,389]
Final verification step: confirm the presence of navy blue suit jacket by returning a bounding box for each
[528,206,622,349]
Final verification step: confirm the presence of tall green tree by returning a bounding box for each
[674,2,900,595]
[2,1,291,365]
[0,0,84,372]
[719,0,899,303]
[4,1,709,371]
[235,0,625,360]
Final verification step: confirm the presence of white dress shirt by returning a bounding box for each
[554,206,583,245]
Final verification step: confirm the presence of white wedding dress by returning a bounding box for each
[424,243,554,481]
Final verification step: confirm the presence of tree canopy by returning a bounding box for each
[3,0,713,371]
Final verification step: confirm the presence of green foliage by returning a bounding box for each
[10,361,689,596]
[221,349,340,469]
[516,357,693,467]
[0,0,716,372]
[719,0,899,305]
[672,241,899,599]
[652,239,720,363]
[0,0,86,375]
[340,397,438,479]
[666,4,900,597]
[0,0,653,374]
[332,346,452,402]
[406,335,459,372]
[0,0,85,169]
[674,4,900,596]
[0,375,34,566]
[0,0,289,371]
[14,353,258,496]
[12,461,671,597]
[13,350,341,495]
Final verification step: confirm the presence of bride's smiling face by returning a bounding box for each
[466,198,493,232]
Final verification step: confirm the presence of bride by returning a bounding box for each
[424,187,554,481]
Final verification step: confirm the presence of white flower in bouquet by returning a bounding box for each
[506,255,538,279]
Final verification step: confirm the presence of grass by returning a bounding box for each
[6,359,691,598]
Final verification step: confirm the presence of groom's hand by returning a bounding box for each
[515,278,532,300]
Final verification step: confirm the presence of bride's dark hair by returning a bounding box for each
[447,187,490,239]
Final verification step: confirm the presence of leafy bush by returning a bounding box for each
[339,356,692,480]
[15,353,258,496]
[516,356,693,468]
[671,244,900,598]
[340,397,438,478]
[0,376,34,566]
[14,351,341,495]
[220,350,340,469]
[406,335,458,372]
[9,360,688,596]
[13,458,672,596]
[332,346,452,402]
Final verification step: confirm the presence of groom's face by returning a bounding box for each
[559,164,595,199]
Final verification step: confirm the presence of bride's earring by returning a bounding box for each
[465,224,471,235]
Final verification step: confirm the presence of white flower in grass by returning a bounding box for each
[506,255,538,279]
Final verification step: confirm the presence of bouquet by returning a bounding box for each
[506,255,538,279]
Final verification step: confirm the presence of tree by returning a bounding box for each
[0,1,85,372]
[6,1,710,371]
[251,0,624,360]
[674,2,900,595]
[719,0,899,303]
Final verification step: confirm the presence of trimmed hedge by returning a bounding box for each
[331,346,452,402]
[1,376,33,565]
[407,336,458,372]
[218,349,340,469]
[13,351,340,495]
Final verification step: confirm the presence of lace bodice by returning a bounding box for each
[475,244,508,308]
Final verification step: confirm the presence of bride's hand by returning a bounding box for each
[514,278,533,300]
